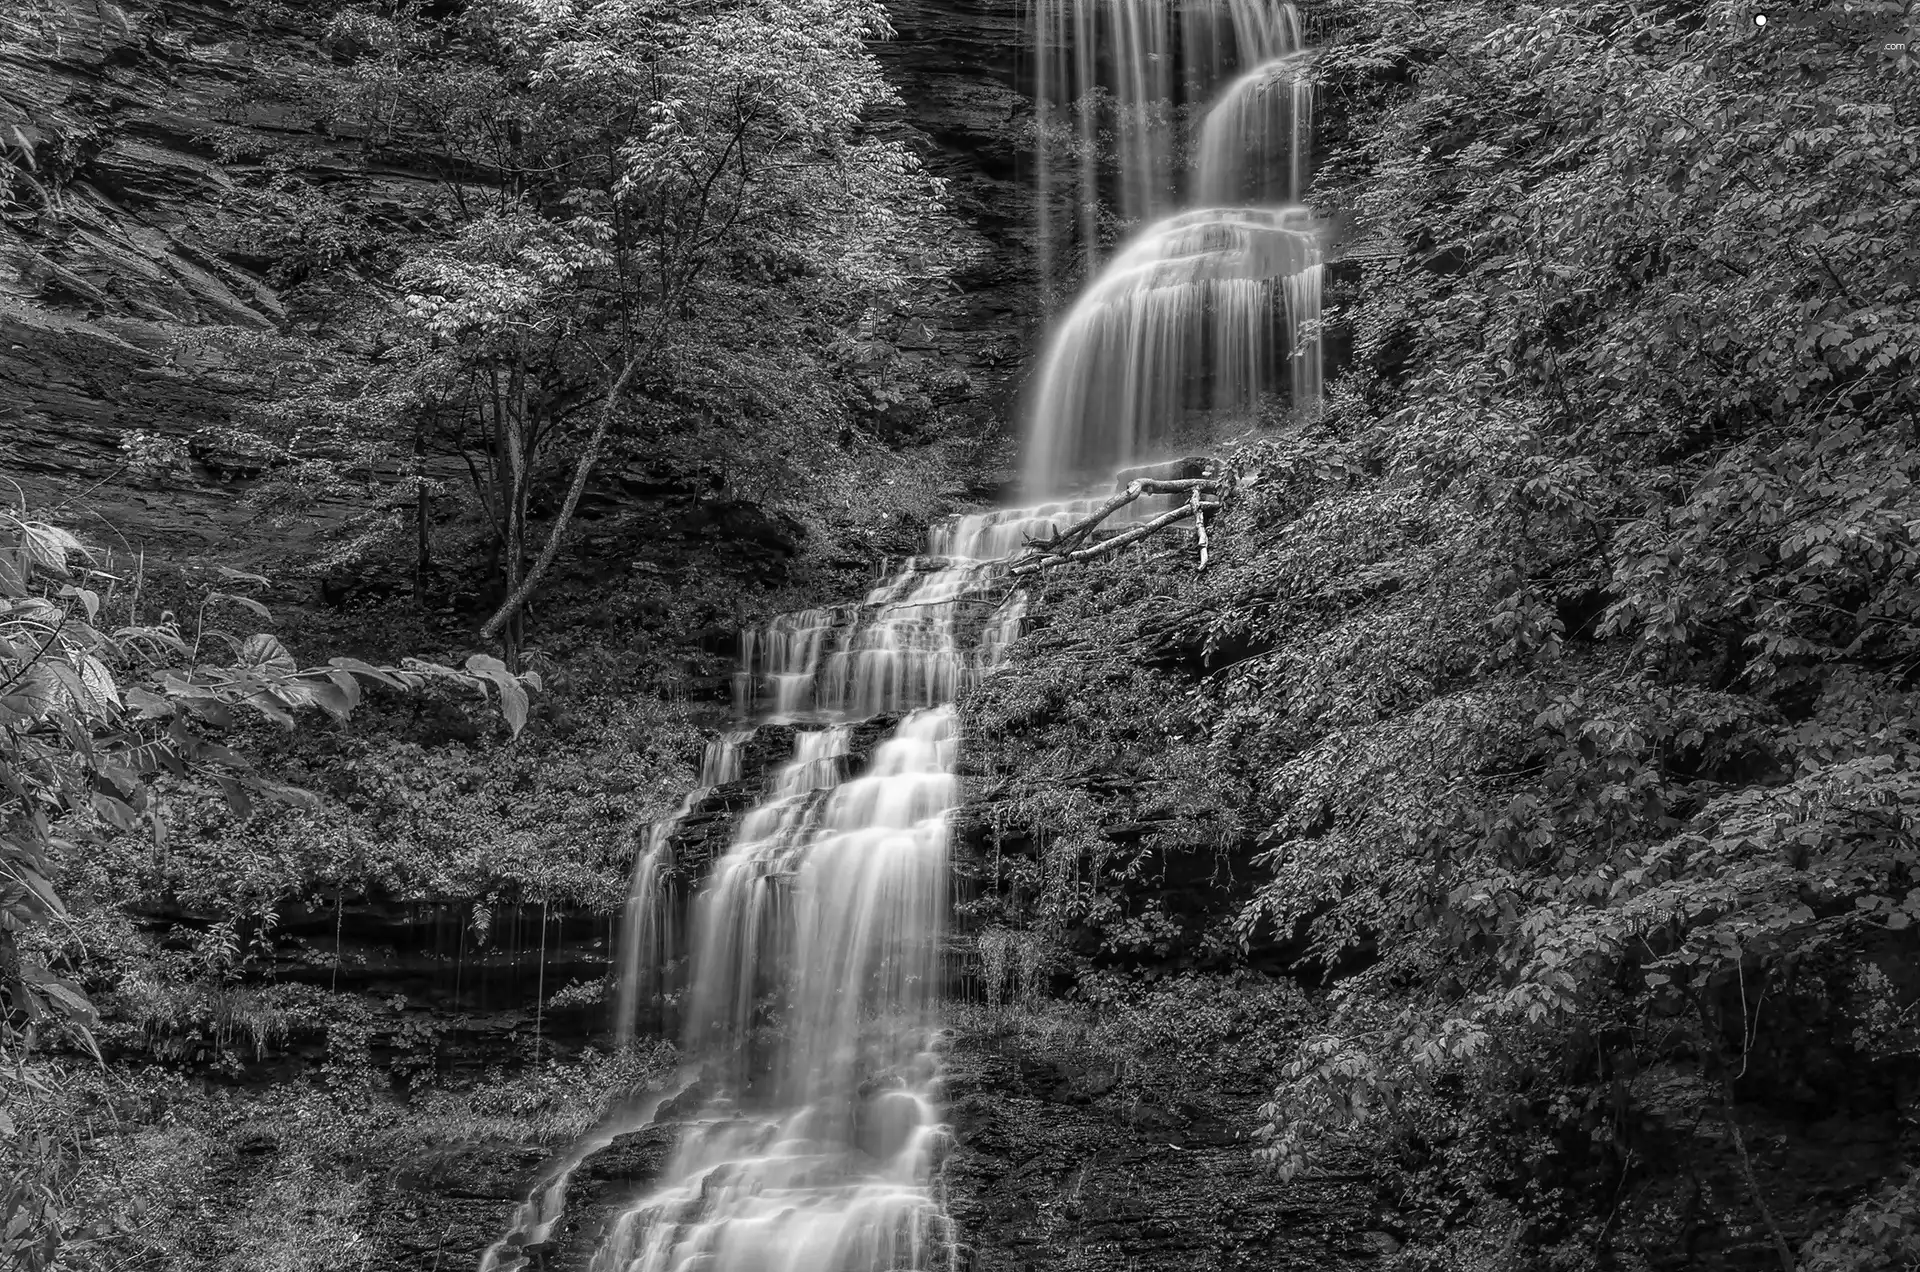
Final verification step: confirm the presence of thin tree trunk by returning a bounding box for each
[414,423,431,601]
[501,361,530,671]
[1723,1076,1795,1272]
[480,356,642,643]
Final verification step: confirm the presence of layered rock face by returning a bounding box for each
[0,0,426,545]
[873,0,1035,360]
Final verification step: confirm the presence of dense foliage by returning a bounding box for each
[0,510,539,1267]
[966,0,1920,1265]
[9,0,1919,1266]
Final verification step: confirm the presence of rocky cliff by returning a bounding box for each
[873,0,1037,389]
[0,0,421,546]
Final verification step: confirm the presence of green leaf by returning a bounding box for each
[465,653,511,678]
[236,633,297,675]
[20,969,99,1028]
[240,689,297,728]
[210,591,273,621]
[253,780,320,810]
[124,685,173,718]
[19,522,83,577]
[325,667,363,711]
[58,584,100,621]
[90,794,139,831]
[328,656,410,690]
[498,679,529,735]
[215,775,254,821]
[0,853,64,918]
[465,653,532,735]
[298,675,356,720]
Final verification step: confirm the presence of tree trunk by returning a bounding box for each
[480,356,642,644]
[1723,1076,1796,1272]
[413,425,431,602]
[500,362,532,671]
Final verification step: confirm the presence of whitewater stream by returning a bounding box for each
[481,2,1324,1268]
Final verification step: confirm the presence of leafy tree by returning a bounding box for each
[219,0,958,665]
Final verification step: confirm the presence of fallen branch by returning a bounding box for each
[1040,483,1140,556]
[1029,477,1223,556]
[1009,500,1219,575]
[1190,486,1210,572]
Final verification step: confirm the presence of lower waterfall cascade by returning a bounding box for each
[482,0,1326,1266]
[480,502,1117,1272]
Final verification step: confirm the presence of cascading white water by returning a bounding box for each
[1030,0,1302,282]
[1195,50,1314,207]
[486,4,1325,1267]
[484,502,1119,1272]
[1024,0,1324,497]
[1025,207,1322,492]
[611,732,746,1051]
[591,700,957,1272]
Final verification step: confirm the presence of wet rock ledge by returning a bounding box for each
[372,1026,1385,1272]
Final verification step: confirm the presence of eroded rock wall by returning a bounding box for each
[0,0,438,546]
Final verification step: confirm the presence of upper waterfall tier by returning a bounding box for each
[1196,50,1316,208]
[1030,0,1304,277]
[1025,207,1323,494]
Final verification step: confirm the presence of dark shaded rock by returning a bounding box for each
[122,895,622,1076]
[522,1124,679,1268]
[369,1140,550,1270]
[675,499,804,552]
[870,0,1036,439]
[0,0,437,548]
[941,1028,1382,1272]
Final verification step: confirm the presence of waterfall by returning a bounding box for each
[1195,51,1314,207]
[1024,206,1322,491]
[1030,0,1303,281]
[1025,0,1323,497]
[611,733,745,1051]
[483,502,1117,1272]
[483,4,1326,1268]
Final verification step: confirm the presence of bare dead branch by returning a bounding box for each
[1191,486,1210,572]
[1010,499,1220,575]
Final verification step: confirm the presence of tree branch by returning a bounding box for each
[1009,499,1220,575]
[1028,477,1220,557]
[478,357,642,644]
[1191,485,1211,572]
